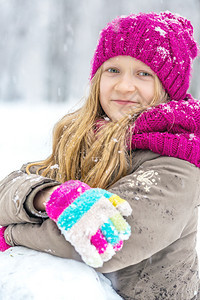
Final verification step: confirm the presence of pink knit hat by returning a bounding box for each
[90,11,199,101]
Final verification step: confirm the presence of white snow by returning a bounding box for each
[156,46,170,59]
[50,164,60,170]
[154,26,167,36]
[0,101,199,299]
[0,247,122,300]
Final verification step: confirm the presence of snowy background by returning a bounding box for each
[0,0,200,103]
[0,0,200,299]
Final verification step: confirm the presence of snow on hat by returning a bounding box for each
[90,11,199,101]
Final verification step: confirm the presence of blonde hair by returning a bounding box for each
[27,66,169,189]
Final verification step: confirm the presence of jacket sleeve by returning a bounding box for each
[1,156,200,271]
[98,155,200,273]
[0,167,59,225]
[0,165,82,260]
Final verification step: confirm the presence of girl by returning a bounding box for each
[0,11,200,300]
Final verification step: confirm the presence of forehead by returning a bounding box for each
[102,55,153,70]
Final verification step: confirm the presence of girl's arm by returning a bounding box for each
[1,153,200,272]
[98,154,200,273]
[0,167,80,260]
[33,186,58,211]
[0,167,59,226]
[0,165,131,266]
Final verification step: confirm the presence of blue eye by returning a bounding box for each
[107,68,119,73]
[138,71,151,76]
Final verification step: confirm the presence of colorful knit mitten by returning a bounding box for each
[45,180,132,267]
[0,226,11,251]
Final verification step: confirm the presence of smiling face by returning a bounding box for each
[99,55,157,121]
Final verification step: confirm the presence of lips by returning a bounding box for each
[112,100,138,105]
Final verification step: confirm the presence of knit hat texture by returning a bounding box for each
[90,11,199,101]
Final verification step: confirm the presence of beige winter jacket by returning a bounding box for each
[0,150,200,300]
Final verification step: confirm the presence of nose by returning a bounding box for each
[114,74,136,94]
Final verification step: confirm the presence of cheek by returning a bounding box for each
[99,79,109,108]
[143,83,155,103]
[99,95,110,116]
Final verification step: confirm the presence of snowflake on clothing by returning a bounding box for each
[128,170,160,192]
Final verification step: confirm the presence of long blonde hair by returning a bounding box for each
[27,66,168,189]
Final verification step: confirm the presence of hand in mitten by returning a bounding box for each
[45,180,132,268]
[0,226,11,251]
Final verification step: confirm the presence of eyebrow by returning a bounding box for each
[103,60,155,74]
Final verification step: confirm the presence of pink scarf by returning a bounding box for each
[132,94,200,167]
